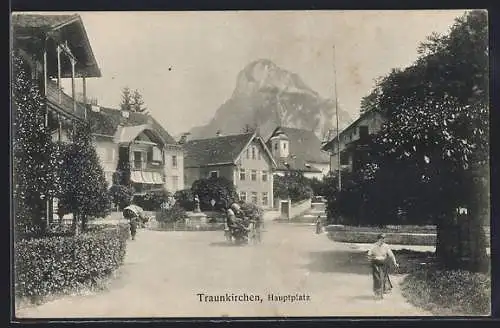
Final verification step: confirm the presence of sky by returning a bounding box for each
[61,10,466,136]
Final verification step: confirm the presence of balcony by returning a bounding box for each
[46,79,87,120]
[131,161,164,173]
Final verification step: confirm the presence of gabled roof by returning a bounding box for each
[273,157,323,173]
[184,132,276,168]
[267,126,330,164]
[87,107,177,145]
[11,13,78,29]
[12,13,101,77]
[321,110,385,151]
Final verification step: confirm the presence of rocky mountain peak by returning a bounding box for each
[188,59,352,141]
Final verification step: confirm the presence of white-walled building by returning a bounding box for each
[88,106,184,195]
[321,110,386,173]
[266,127,330,180]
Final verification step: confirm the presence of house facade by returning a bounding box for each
[267,127,330,180]
[183,132,276,209]
[321,110,386,173]
[87,106,184,195]
[12,13,102,222]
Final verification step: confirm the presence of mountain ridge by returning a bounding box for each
[187,59,353,141]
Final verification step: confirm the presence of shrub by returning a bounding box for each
[273,172,313,203]
[401,267,491,315]
[14,225,129,302]
[238,202,264,222]
[174,188,194,211]
[133,187,170,211]
[156,204,187,223]
[108,184,134,210]
[191,177,238,211]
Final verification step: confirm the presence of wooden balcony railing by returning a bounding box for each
[131,161,164,173]
[46,80,87,120]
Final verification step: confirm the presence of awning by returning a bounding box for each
[142,171,154,184]
[130,170,164,185]
[130,171,143,183]
[152,172,164,184]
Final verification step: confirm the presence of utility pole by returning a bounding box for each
[333,45,342,191]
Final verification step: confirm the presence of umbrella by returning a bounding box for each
[123,205,145,219]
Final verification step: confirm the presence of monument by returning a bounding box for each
[186,194,207,225]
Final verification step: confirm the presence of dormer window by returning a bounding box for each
[305,163,311,168]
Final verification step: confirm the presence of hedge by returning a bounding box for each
[325,228,436,246]
[15,224,129,302]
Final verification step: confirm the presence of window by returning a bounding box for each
[257,148,261,160]
[251,170,257,181]
[262,171,268,182]
[283,143,287,150]
[251,192,258,204]
[359,126,369,139]
[340,152,349,166]
[172,176,179,191]
[239,168,246,181]
[262,192,269,206]
[209,170,219,179]
[172,155,178,168]
[246,148,250,159]
[133,151,142,169]
[152,147,162,161]
[274,143,278,151]
[239,192,247,202]
[252,146,256,159]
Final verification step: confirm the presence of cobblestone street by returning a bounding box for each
[16,222,430,318]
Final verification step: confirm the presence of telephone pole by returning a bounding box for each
[333,45,342,191]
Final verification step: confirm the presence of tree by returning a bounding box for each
[120,87,147,113]
[58,124,111,233]
[131,89,148,113]
[12,53,59,237]
[243,124,256,133]
[174,188,194,211]
[191,177,238,211]
[359,10,488,272]
[119,87,132,112]
[108,184,134,211]
[133,187,170,211]
[273,172,313,203]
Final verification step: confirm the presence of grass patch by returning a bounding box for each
[396,250,491,316]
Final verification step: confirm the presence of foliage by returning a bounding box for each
[238,201,264,222]
[273,172,313,203]
[133,187,170,211]
[327,11,489,271]
[401,266,491,315]
[155,204,187,223]
[119,86,147,113]
[108,184,134,210]
[57,124,111,231]
[12,52,59,236]
[307,176,330,196]
[174,188,194,211]
[191,176,238,211]
[15,225,129,301]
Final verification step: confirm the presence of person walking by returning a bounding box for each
[367,233,399,298]
[129,216,138,240]
[315,215,322,234]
